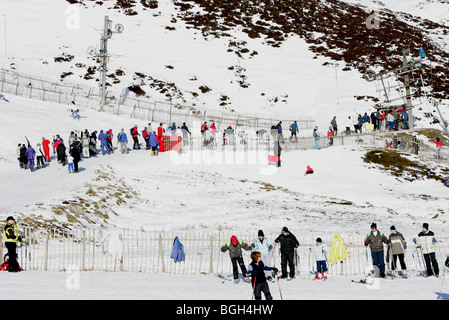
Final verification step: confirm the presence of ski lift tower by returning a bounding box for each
[364,46,425,130]
[88,16,124,111]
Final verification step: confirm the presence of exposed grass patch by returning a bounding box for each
[363,148,442,182]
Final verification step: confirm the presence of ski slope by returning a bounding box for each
[1,0,449,303]
[1,93,449,301]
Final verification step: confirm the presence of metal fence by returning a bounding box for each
[1,227,447,279]
[0,68,315,132]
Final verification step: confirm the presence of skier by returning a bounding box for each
[117,129,129,154]
[345,116,352,135]
[3,216,22,272]
[68,131,76,146]
[434,137,442,159]
[387,112,395,131]
[181,122,191,146]
[364,223,388,278]
[221,235,252,284]
[106,129,114,153]
[26,144,36,172]
[70,139,81,173]
[56,140,66,165]
[305,165,314,175]
[247,251,278,300]
[274,140,282,168]
[35,143,45,169]
[330,116,338,135]
[71,108,80,120]
[142,127,150,149]
[89,131,97,157]
[414,223,439,277]
[19,144,28,169]
[313,126,320,149]
[149,132,159,156]
[251,230,275,281]
[310,238,329,280]
[327,126,334,146]
[388,226,407,278]
[67,153,74,173]
[42,137,51,162]
[98,130,109,155]
[274,227,299,279]
[157,123,165,143]
[289,121,299,141]
[131,125,140,150]
[81,132,90,158]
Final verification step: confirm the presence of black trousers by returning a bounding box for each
[133,137,140,149]
[281,251,295,277]
[253,281,273,300]
[230,256,247,279]
[5,242,20,271]
[391,254,407,270]
[424,252,439,276]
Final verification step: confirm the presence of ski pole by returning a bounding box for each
[276,273,283,300]
[251,277,256,300]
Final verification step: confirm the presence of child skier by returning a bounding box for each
[67,154,74,173]
[247,251,278,300]
[310,238,329,280]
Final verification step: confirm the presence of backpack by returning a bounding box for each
[142,130,148,139]
[130,128,134,136]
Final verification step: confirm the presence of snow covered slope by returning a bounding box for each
[0,0,448,131]
[1,94,448,239]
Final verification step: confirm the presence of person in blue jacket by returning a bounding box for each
[117,129,129,154]
[149,132,159,156]
[26,145,36,172]
[98,130,109,155]
[289,121,299,141]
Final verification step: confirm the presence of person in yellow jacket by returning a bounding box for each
[3,216,22,272]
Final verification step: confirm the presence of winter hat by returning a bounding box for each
[423,223,429,230]
[258,230,264,237]
[390,226,396,231]
[231,236,238,245]
[6,216,14,222]
[316,237,322,243]
[282,226,289,233]
[370,223,377,229]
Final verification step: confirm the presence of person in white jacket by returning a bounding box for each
[345,116,352,135]
[251,230,275,280]
[310,238,329,280]
[414,223,439,277]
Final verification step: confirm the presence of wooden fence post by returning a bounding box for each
[159,234,165,273]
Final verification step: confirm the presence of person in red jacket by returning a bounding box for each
[42,137,51,161]
[434,137,443,159]
[157,123,165,148]
[131,125,140,150]
[327,126,334,146]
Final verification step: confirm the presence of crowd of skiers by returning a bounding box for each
[337,107,412,136]
[364,222,443,279]
[16,122,196,173]
[218,221,448,300]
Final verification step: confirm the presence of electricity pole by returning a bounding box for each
[88,16,123,111]
[402,48,413,130]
